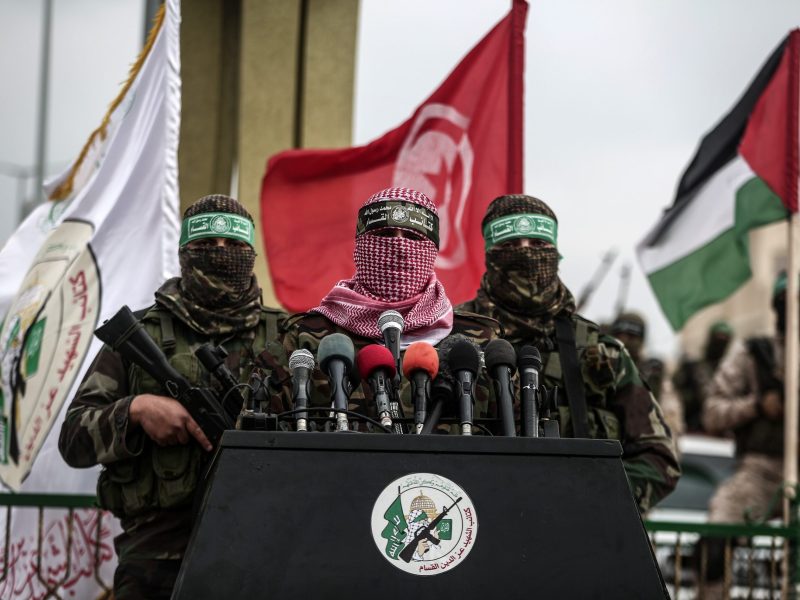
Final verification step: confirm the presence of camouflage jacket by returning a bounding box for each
[458,299,680,513]
[703,338,784,457]
[57,303,287,561]
[281,311,501,432]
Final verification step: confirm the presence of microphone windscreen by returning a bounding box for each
[378,310,404,333]
[289,349,315,371]
[318,333,355,372]
[449,340,480,375]
[518,345,542,371]
[484,339,517,375]
[402,342,439,379]
[356,344,397,380]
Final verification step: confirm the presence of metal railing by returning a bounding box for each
[645,519,800,599]
[0,493,111,600]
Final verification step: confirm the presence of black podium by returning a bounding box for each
[173,431,667,599]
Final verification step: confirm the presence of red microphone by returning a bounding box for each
[356,345,396,430]
[402,342,439,434]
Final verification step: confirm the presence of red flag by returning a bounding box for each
[261,1,528,311]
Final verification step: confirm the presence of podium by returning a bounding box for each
[173,431,667,599]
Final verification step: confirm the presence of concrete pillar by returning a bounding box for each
[178,0,360,308]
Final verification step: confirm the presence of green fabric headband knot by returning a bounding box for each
[180,212,255,247]
[482,213,558,250]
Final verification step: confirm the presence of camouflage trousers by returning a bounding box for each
[113,558,182,600]
[700,453,783,599]
[709,453,783,523]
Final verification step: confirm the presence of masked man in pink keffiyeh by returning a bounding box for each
[281,187,500,430]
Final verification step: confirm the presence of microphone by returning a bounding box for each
[288,349,315,431]
[449,340,480,436]
[318,333,356,432]
[518,345,543,437]
[378,310,405,433]
[378,310,404,370]
[484,339,518,437]
[402,342,439,434]
[356,345,396,430]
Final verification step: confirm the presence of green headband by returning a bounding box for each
[483,213,558,250]
[356,200,439,247]
[180,212,255,247]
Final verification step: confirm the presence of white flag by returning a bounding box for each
[0,0,181,596]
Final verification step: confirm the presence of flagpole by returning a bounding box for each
[786,212,799,526]
[507,0,527,193]
[783,29,800,597]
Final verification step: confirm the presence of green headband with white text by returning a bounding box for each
[180,212,255,247]
[483,213,558,250]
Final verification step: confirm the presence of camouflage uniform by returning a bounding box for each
[58,303,287,598]
[702,338,785,523]
[459,299,679,512]
[281,311,501,430]
[461,194,679,513]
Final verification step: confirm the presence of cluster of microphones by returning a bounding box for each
[281,310,560,438]
[96,305,561,444]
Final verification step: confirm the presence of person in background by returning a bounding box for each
[672,320,734,433]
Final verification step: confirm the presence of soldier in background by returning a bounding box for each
[459,194,680,512]
[698,274,788,593]
[58,195,287,599]
[610,312,685,437]
[672,320,733,433]
[282,187,500,426]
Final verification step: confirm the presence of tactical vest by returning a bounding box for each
[735,337,784,458]
[536,316,622,441]
[97,305,284,519]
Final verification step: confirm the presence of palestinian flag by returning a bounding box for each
[637,29,799,330]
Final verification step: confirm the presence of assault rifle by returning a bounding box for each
[95,305,237,445]
[399,496,462,563]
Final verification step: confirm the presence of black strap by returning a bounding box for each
[158,312,176,353]
[554,315,590,438]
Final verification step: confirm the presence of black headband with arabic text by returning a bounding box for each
[356,200,439,247]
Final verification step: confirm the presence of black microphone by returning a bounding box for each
[378,310,405,433]
[518,345,542,437]
[318,333,356,432]
[289,349,315,432]
[421,334,466,433]
[484,339,518,437]
[449,340,480,436]
[378,310,404,371]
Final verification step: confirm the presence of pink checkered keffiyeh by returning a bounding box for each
[313,188,453,344]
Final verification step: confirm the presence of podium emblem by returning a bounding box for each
[371,472,478,575]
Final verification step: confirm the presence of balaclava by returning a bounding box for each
[611,312,646,362]
[473,194,575,343]
[156,194,261,336]
[705,320,733,363]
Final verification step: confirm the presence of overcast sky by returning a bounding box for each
[1,0,798,357]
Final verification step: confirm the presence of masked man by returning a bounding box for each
[58,195,287,599]
[673,320,733,433]
[458,194,680,512]
[282,187,499,427]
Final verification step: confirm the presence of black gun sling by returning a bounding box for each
[555,314,590,438]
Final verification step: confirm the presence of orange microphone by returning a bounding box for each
[402,342,440,434]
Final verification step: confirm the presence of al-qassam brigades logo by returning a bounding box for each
[0,220,100,490]
[371,473,477,575]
